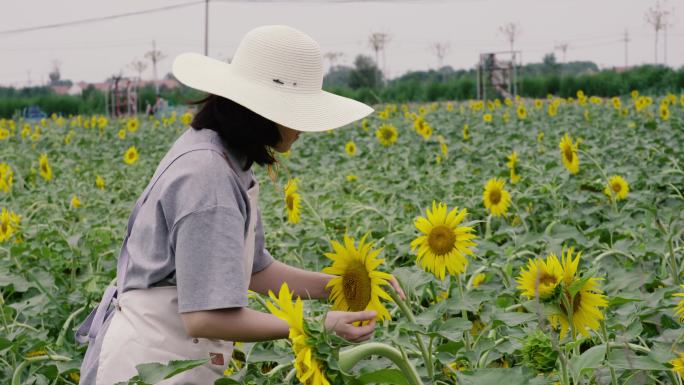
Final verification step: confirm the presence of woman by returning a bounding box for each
[76,25,405,384]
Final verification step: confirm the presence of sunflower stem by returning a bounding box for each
[387,287,433,380]
[339,342,423,385]
[456,275,471,350]
[559,350,571,385]
[579,149,617,214]
[299,194,331,244]
[484,214,492,240]
[601,322,618,385]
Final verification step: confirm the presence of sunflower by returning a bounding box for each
[660,105,670,121]
[284,178,301,224]
[70,195,82,209]
[97,116,108,130]
[671,353,684,377]
[410,201,478,280]
[483,113,493,123]
[118,129,126,140]
[0,163,13,193]
[126,117,139,133]
[375,124,398,146]
[266,282,331,385]
[483,178,511,217]
[506,151,521,184]
[39,153,52,181]
[181,112,193,125]
[549,248,607,339]
[549,277,608,340]
[95,175,105,190]
[344,141,357,156]
[673,285,684,322]
[516,104,527,120]
[0,208,21,243]
[559,133,579,174]
[322,234,393,322]
[413,117,432,140]
[603,175,629,201]
[123,146,139,165]
[462,124,470,140]
[516,254,563,300]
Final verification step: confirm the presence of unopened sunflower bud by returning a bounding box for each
[521,330,558,374]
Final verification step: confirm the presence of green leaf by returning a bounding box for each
[432,317,472,342]
[570,345,606,382]
[606,349,667,370]
[214,378,241,385]
[567,274,592,296]
[490,310,537,327]
[357,369,410,385]
[608,296,642,306]
[455,367,540,385]
[136,358,210,384]
[0,336,11,351]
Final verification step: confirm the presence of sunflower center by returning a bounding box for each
[40,163,48,173]
[560,291,583,314]
[285,194,295,210]
[563,146,574,162]
[342,262,372,312]
[382,129,393,140]
[538,272,559,288]
[427,225,456,255]
[1,221,8,233]
[611,182,621,193]
[489,189,502,205]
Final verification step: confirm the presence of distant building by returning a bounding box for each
[50,79,179,96]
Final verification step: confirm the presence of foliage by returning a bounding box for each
[1,92,684,384]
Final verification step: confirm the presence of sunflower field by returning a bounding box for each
[1,91,684,385]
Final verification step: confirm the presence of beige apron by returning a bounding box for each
[94,151,260,385]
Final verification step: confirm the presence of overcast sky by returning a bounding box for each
[0,0,682,87]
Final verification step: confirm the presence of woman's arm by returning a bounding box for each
[181,307,379,343]
[181,307,289,341]
[249,260,333,299]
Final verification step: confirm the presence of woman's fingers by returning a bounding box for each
[344,310,377,323]
[389,275,406,300]
[341,314,376,341]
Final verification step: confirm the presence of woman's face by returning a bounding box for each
[273,124,301,152]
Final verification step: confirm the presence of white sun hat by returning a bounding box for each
[172,25,374,132]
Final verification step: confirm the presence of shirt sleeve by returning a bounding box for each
[171,205,249,313]
[252,205,275,274]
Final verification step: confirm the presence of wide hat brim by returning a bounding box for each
[172,53,374,132]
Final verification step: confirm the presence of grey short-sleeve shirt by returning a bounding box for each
[121,127,274,313]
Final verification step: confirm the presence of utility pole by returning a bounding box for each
[431,42,450,69]
[499,22,521,52]
[368,32,391,86]
[204,0,209,56]
[623,29,630,67]
[644,0,671,65]
[664,23,668,66]
[145,40,166,95]
[554,42,569,63]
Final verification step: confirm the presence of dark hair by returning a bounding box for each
[189,94,281,170]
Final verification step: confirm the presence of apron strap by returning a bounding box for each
[75,140,236,344]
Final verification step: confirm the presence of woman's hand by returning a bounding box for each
[324,310,377,342]
[387,275,406,300]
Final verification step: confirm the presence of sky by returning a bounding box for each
[0,0,682,87]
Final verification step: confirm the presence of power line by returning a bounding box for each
[0,1,204,35]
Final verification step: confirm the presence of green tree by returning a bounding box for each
[348,55,383,90]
